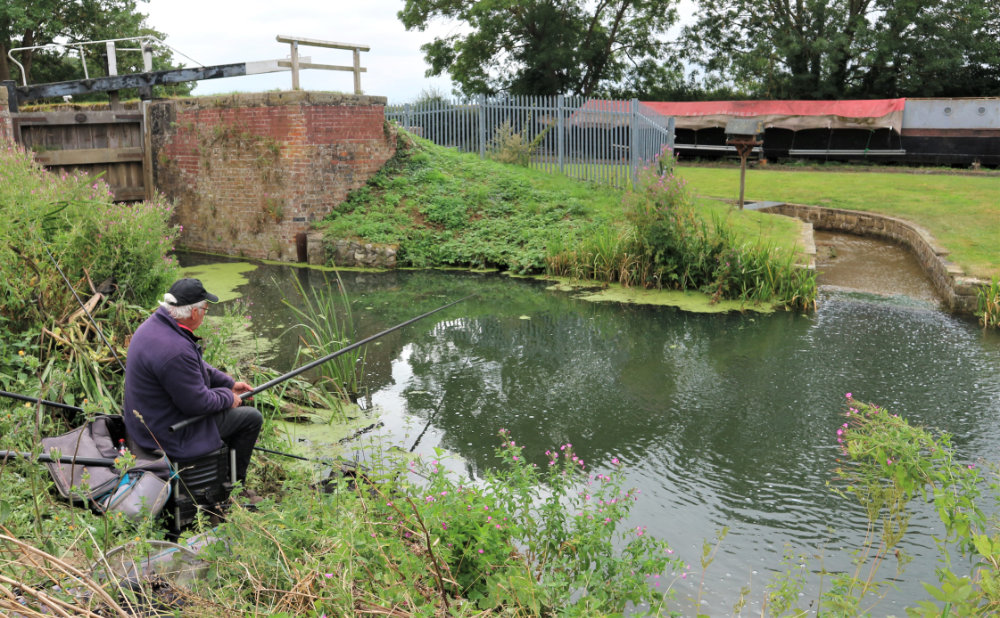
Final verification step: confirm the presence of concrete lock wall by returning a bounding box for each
[762,203,985,313]
[149,91,396,260]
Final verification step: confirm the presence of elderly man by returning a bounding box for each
[123,278,262,485]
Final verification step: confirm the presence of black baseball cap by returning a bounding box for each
[167,278,219,305]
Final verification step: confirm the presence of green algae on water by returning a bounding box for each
[577,286,776,313]
[539,276,776,313]
[181,261,258,302]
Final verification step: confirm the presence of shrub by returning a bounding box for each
[0,143,179,330]
[0,143,179,406]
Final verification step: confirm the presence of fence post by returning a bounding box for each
[353,47,362,94]
[630,98,639,188]
[557,94,565,173]
[668,116,675,152]
[405,103,412,134]
[478,94,487,159]
[290,40,300,90]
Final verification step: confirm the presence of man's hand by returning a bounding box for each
[232,381,253,407]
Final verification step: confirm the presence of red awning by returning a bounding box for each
[642,99,907,131]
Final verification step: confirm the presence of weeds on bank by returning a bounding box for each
[195,433,683,615]
[976,277,1000,329]
[546,146,817,310]
[0,142,179,407]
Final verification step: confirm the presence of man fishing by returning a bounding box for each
[123,278,262,487]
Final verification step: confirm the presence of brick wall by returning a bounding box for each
[150,91,396,260]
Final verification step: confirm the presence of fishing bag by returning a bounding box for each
[41,415,172,519]
[101,468,172,521]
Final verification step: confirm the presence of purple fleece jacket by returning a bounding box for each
[123,306,233,459]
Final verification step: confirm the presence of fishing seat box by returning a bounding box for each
[165,447,237,537]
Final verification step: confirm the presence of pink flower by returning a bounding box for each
[846,392,853,399]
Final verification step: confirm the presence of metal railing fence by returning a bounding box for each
[386,95,675,189]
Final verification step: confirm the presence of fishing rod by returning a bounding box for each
[43,245,126,374]
[0,390,85,413]
[0,449,117,468]
[0,391,309,462]
[169,294,474,433]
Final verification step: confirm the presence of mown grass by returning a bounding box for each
[678,166,1000,279]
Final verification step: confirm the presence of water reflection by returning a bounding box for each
[183,254,1000,614]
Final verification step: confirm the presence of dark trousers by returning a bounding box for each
[214,406,262,483]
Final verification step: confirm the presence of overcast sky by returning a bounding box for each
[142,0,458,103]
[141,0,698,103]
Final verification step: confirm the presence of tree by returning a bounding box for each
[1,0,190,99]
[682,0,1000,99]
[398,0,680,97]
[857,0,1000,97]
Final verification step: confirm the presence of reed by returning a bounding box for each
[977,277,1000,329]
[280,272,366,407]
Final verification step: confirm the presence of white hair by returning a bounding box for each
[159,294,207,320]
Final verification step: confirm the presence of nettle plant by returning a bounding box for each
[828,395,1000,617]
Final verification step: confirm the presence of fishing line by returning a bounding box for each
[408,352,476,453]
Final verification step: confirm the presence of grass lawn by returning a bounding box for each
[677,166,1000,279]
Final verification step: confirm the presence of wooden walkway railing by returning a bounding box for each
[276,35,369,94]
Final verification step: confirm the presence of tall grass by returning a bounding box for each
[547,147,818,310]
[977,277,1000,329]
[280,272,366,411]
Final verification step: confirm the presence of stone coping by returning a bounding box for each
[759,202,986,314]
[170,91,387,111]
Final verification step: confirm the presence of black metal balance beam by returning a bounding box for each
[3,63,248,111]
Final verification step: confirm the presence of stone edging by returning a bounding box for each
[307,232,397,268]
[760,202,985,313]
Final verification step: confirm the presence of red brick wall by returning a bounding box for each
[149,91,395,260]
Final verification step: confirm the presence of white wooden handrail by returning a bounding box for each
[276,35,369,94]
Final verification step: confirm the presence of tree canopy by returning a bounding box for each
[398,0,999,100]
[682,0,1000,99]
[398,0,680,98]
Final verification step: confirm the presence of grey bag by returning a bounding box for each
[102,469,172,521]
[41,415,172,517]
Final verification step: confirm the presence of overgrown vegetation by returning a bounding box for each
[977,277,1000,329]
[280,271,366,409]
[321,133,814,309]
[825,396,1000,616]
[547,148,817,309]
[0,143,179,409]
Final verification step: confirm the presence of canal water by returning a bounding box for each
[181,238,1000,615]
